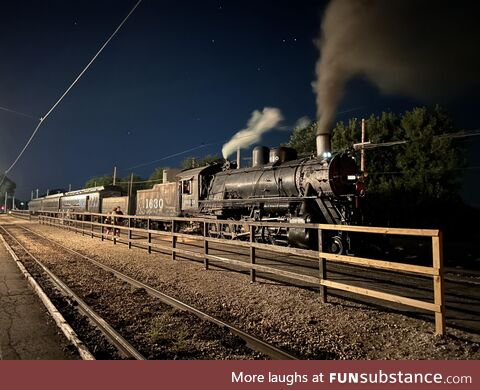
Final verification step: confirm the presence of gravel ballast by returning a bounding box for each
[9,220,480,359]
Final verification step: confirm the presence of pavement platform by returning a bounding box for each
[0,236,77,359]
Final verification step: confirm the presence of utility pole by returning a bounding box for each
[361,118,366,172]
[113,166,117,185]
[36,189,39,198]
[4,192,7,213]
[128,172,134,214]
[236,147,241,169]
[128,173,134,195]
[31,190,34,200]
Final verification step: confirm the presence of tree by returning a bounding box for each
[146,167,166,189]
[181,155,223,170]
[116,174,147,193]
[287,106,465,227]
[285,121,317,155]
[338,107,463,227]
[332,106,463,198]
[0,175,16,195]
[0,175,16,210]
[85,175,113,188]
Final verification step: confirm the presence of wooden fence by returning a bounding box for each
[34,210,445,335]
[8,210,32,220]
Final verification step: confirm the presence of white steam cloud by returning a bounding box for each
[315,0,480,134]
[294,116,311,131]
[222,107,283,159]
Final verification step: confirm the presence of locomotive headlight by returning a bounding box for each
[347,175,356,181]
[322,152,332,158]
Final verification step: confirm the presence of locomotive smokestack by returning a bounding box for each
[316,132,331,157]
[236,147,241,169]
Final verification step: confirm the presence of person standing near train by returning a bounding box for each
[113,206,124,237]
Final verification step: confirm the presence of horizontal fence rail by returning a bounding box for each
[28,210,445,336]
[8,210,32,220]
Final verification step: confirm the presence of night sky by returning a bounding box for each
[1,0,479,205]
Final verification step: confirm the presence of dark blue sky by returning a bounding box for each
[1,0,479,205]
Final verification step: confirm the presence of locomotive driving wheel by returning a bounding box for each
[329,235,344,254]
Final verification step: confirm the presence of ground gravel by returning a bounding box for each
[3,226,260,360]
[14,220,480,359]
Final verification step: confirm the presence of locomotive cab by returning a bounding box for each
[176,164,223,215]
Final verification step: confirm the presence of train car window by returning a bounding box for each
[182,180,192,195]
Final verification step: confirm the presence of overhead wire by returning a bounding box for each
[354,129,480,177]
[0,0,143,188]
[123,142,217,171]
[353,129,480,151]
[0,105,38,120]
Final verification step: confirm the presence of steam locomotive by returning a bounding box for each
[29,136,361,253]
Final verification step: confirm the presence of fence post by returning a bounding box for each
[203,221,209,270]
[318,228,328,303]
[101,215,104,241]
[432,231,445,336]
[82,214,85,236]
[171,220,176,260]
[91,215,94,238]
[250,226,256,283]
[128,217,132,249]
[147,218,151,254]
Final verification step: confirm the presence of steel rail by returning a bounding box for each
[0,225,146,360]
[16,225,298,360]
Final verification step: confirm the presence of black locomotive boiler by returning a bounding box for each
[175,144,359,252]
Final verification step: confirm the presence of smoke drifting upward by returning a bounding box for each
[222,107,283,159]
[315,0,480,134]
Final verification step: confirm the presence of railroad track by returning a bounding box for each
[1,225,297,360]
[1,225,145,360]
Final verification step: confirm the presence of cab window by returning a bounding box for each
[182,179,192,195]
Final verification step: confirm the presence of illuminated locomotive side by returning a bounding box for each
[177,145,360,251]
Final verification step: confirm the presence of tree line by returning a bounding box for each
[287,105,472,232]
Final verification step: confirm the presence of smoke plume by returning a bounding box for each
[315,0,480,134]
[222,107,283,158]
